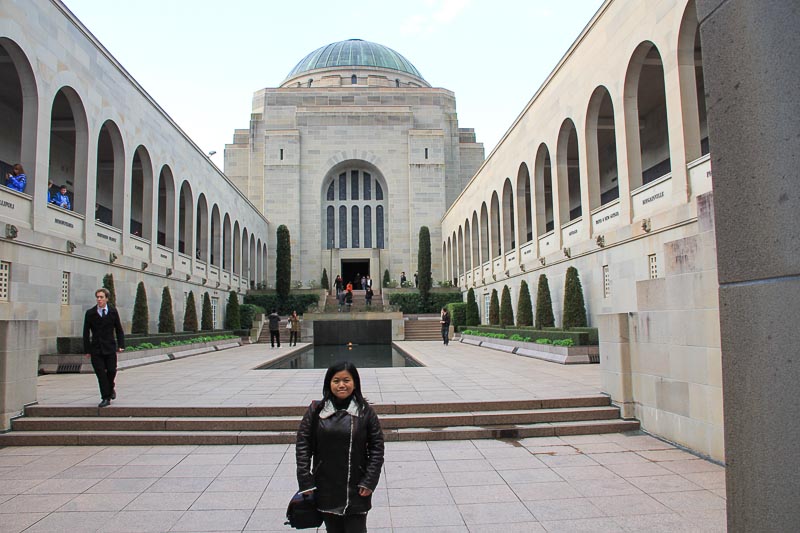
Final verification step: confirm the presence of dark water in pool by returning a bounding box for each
[258,344,421,369]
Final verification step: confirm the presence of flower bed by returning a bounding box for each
[459,334,598,365]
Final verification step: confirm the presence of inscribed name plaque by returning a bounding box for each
[154,246,173,267]
[591,200,621,234]
[459,275,465,287]
[0,189,32,228]
[632,174,672,220]
[538,231,556,257]
[493,258,503,270]
[94,223,122,253]
[505,251,517,269]
[561,218,583,248]
[47,205,83,240]
[222,271,230,284]
[209,265,220,281]
[177,254,191,274]
[129,236,150,260]
[688,155,712,198]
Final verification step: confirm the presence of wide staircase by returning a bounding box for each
[323,290,383,312]
[404,315,444,341]
[0,396,638,446]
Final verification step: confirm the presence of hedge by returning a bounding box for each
[388,291,462,314]
[460,326,595,345]
[244,293,319,315]
[57,330,242,354]
[239,304,266,330]
[446,302,467,328]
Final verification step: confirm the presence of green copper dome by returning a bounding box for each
[285,39,425,82]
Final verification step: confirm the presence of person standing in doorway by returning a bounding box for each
[440,307,451,346]
[83,288,125,407]
[268,309,281,348]
[414,272,418,288]
[400,272,407,286]
[334,275,343,297]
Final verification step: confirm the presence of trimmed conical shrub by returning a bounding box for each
[489,288,500,325]
[562,266,588,328]
[201,292,213,331]
[418,226,432,308]
[131,281,149,334]
[500,285,514,326]
[321,269,329,290]
[158,286,175,333]
[225,290,241,330]
[383,269,390,288]
[102,273,117,307]
[276,225,291,301]
[535,274,555,329]
[183,291,198,332]
[466,288,480,326]
[517,280,533,326]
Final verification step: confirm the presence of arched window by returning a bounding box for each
[339,173,346,200]
[502,179,515,251]
[376,182,383,200]
[351,74,357,85]
[350,170,359,200]
[516,163,533,243]
[50,88,88,216]
[178,181,193,255]
[376,206,384,249]
[157,165,175,248]
[535,144,554,235]
[95,120,124,224]
[557,119,582,223]
[130,145,153,239]
[471,211,480,268]
[586,86,619,210]
[326,206,335,249]
[363,173,371,199]
[351,206,360,248]
[327,181,334,201]
[480,203,489,264]
[490,192,501,258]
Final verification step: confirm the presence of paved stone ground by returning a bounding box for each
[1,342,727,532]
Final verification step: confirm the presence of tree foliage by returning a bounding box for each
[276,225,291,300]
[224,291,241,330]
[562,266,588,328]
[383,269,391,288]
[500,285,514,326]
[321,268,329,290]
[102,273,117,307]
[489,289,500,325]
[417,226,432,305]
[158,286,175,333]
[516,279,533,327]
[131,281,149,334]
[183,291,198,332]
[535,274,555,329]
[201,292,213,331]
[465,288,480,326]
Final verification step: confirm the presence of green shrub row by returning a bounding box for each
[388,291,462,314]
[446,302,466,328]
[243,293,319,315]
[124,334,238,352]
[461,329,576,346]
[57,330,241,354]
[460,326,593,345]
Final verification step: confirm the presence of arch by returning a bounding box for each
[624,41,671,190]
[49,87,89,215]
[0,38,39,191]
[233,221,241,275]
[210,204,221,267]
[321,161,387,250]
[256,237,263,286]
[92,120,124,224]
[351,205,360,248]
[442,242,448,282]
[156,165,175,248]
[534,143,554,235]
[490,191,501,259]
[376,205,384,249]
[464,218,472,271]
[502,178,515,251]
[471,211,480,268]
[586,86,620,210]
[326,205,335,249]
[516,163,533,244]
[452,231,458,281]
[241,227,250,281]
[445,237,452,283]
[678,0,709,161]
[223,213,232,271]
[249,233,257,287]
[363,205,372,248]
[129,145,154,238]
[556,118,582,223]
[457,226,464,277]
[339,205,347,248]
[178,181,194,256]
[480,202,490,264]
[195,194,209,262]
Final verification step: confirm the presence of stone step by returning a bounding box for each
[0,419,640,446]
[11,406,620,432]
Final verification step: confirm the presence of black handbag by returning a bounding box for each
[285,491,323,529]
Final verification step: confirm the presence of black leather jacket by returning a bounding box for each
[296,399,384,515]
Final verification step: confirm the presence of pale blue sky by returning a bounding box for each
[63,0,604,167]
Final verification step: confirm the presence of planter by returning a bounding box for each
[40,338,242,374]
[459,334,598,365]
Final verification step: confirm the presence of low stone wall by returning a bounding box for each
[1,320,38,430]
[39,338,242,374]
[459,334,598,364]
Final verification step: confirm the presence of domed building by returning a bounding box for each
[225,39,484,287]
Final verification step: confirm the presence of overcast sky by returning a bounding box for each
[62,0,604,167]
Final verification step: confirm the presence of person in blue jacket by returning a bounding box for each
[5,164,26,193]
[53,184,71,210]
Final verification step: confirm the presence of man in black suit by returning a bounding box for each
[83,288,125,407]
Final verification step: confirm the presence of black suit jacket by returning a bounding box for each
[83,305,125,355]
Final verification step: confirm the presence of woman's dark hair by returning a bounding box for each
[321,361,367,412]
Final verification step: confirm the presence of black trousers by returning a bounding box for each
[322,512,367,533]
[91,352,117,399]
[442,327,449,345]
[270,329,280,347]
[289,331,299,345]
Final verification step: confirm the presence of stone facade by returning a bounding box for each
[225,42,484,287]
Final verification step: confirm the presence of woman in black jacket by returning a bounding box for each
[296,361,384,533]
